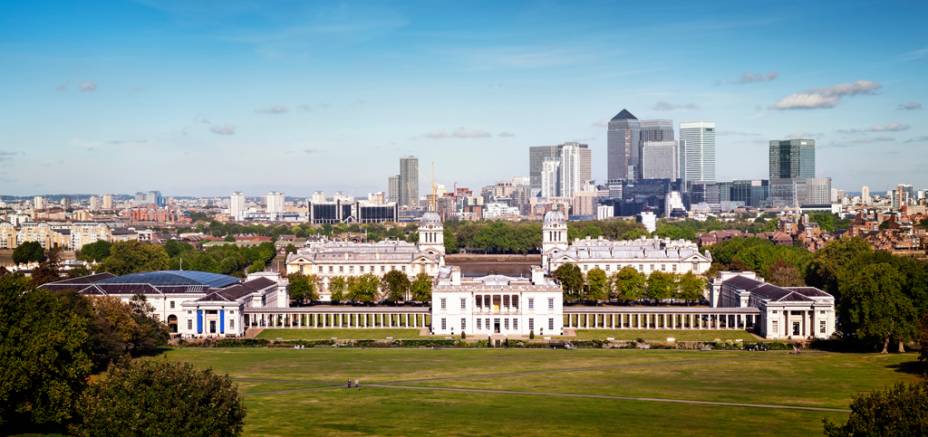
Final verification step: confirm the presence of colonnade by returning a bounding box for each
[562,311,759,330]
[244,311,430,329]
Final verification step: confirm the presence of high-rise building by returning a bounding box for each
[266,192,285,216]
[102,194,113,209]
[640,140,678,180]
[540,159,560,199]
[607,109,640,181]
[61,196,71,210]
[769,139,815,206]
[230,192,246,221]
[399,156,419,209]
[639,120,674,143]
[679,121,716,186]
[730,180,769,208]
[557,142,591,198]
[387,175,400,203]
[33,195,46,211]
[861,185,871,205]
[89,195,100,211]
[529,145,560,193]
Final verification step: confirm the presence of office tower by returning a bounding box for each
[730,180,769,208]
[102,193,113,209]
[33,195,45,210]
[679,121,716,186]
[266,192,285,216]
[89,195,100,211]
[387,175,400,203]
[861,185,871,205]
[639,119,675,143]
[640,140,678,180]
[399,156,419,208]
[794,178,832,206]
[230,191,245,221]
[529,145,560,193]
[540,159,560,199]
[607,109,640,181]
[557,142,591,198]
[769,139,815,206]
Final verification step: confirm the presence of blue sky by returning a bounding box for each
[1,0,926,197]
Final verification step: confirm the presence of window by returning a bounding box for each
[513,319,518,330]
[319,266,324,273]
[529,318,534,332]
[441,318,446,330]
[512,296,518,309]
[819,320,826,334]
[381,266,385,272]
[477,318,482,330]
[187,320,192,330]
[460,298,466,310]
[772,320,779,334]
[528,298,534,310]
[672,264,677,272]
[661,264,666,271]
[360,266,364,272]
[170,300,175,309]
[548,318,554,330]
[461,318,466,331]
[504,318,509,330]
[440,298,446,310]
[548,298,554,310]
[339,266,344,272]
[639,264,644,271]
[328,266,333,272]
[475,296,482,308]
[402,266,407,272]
[230,319,235,329]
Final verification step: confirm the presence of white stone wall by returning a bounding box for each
[431,289,563,336]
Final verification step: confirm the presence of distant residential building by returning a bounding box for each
[769,139,815,206]
[102,193,113,209]
[230,192,246,221]
[387,175,400,203]
[33,195,46,211]
[266,192,285,217]
[540,159,560,199]
[88,195,100,211]
[607,109,640,181]
[558,142,591,198]
[861,185,871,205]
[679,121,716,186]
[399,156,419,209]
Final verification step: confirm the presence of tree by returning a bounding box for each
[287,273,318,305]
[805,237,873,299]
[676,272,706,304]
[765,258,804,287]
[329,276,347,303]
[99,241,170,275]
[840,263,917,353]
[348,274,380,304]
[0,276,93,431]
[823,382,928,436]
[12,241,45,265]
[585,268,609,303]
[646,271,676,303]
[411,273,433,303]
[553,263,584,303]
[285,244,297,255]
[612,267,646,303]
[382,270,411,303]
[77,240,112,263]
[72,360,246,437]
[29,247,62,287]
[246,260,265,274]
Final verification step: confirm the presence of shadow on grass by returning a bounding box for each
[886,360,926,376]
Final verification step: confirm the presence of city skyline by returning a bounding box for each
[1,0,927,196]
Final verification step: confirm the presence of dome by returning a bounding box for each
[543,211,565,226]
[420,212,442,226]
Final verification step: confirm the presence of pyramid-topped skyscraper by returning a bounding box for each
[607,109,641,181]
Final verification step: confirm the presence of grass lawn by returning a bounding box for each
[159,347,922,436]
[572,329,762,341]
[256,328,425,340]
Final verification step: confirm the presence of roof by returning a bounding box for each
[611,109,637,121]
[38,273,117,292]
[243,276,276,292]
[98,270,240,288]
[722,274,832,302]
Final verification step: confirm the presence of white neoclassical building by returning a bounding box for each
[710,271,836,340]
[430,266,563,336]
[541,211,712,276]
[286,213,445,301]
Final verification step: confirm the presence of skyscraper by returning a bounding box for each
[266,191,285,216]
[639,120,674,143]
[607,109,640,181]
[102,193,113,209]
[861,185,871,205]
[558,142,591,198]
[640,141,678,180]
[769,139,815,206]
[399,156,419,209]
[679,121,716,186]
[230,191,245,221]
[387,175,400,203]
[529,145,560,193]
[540,159,560,199]
[89,195,100,211]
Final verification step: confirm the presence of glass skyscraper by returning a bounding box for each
[679,121,716,186]
[607,109,640,181]
[399,156,419,209]
[768,139,815,206]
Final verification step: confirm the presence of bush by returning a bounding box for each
[72,360,246,436]
[824,381,928,436]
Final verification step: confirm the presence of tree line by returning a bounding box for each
[77,240,277,278]
[552,264,707,305]
[288,270,433,305]
[0,275,245,434]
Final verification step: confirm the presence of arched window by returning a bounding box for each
[167,314,178,333]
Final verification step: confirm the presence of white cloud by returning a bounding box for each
[901,47,928,61]
[717,130,761,137]
[837,123,910,134]
[897,101,922,111]
[210,125,236,135]
[652,101,700,111]
[423,127,493,139]
[256,105,289,114]
[497,131,515,138]
[79,81,97,92]
[731,71,779,84]
[772,80,881,110]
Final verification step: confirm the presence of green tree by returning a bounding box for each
[840,263,917,353]
[246,260,265,274]
[553,263,584,302]
[611,267,646,302]
[646,271,676,303]
[765,258,804,286]
[382,270,411,303]
[411,273,433,302]
[99,241,170,275]
[0,276,93,431]
[77,240,112,263]
[287,273,318,305]
[12,241,45,265]
[72,360,246,437]
[329,276,347,303]
[585,268,609,303]
[676,272,706,304]
[285,244,297,255]
[348,273,381,304]
[29,247,62,287]
[443,228,459,253]
[823,382,928,436]
[805,237,873,299]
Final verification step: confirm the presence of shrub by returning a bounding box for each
[823,382,928,436]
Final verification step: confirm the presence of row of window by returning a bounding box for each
[569,263,683,273]
[439,297,555,311]
[308,264,434,274]
[438,317,555,332]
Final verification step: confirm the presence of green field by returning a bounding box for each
[571,329,762,341]
[160,347,921,436]
[256,328,425,340]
